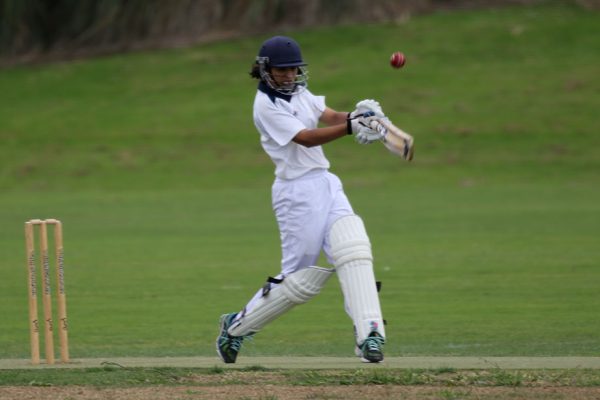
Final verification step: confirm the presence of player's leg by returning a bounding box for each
[229,266,333,336]
[217,266,333,363]
[217,173,332,363]
[326,213,386,363]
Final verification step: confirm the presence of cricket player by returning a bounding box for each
[216,36,388,363]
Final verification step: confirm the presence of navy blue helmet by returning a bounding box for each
[258,36,306,68]
[256,36,309,95]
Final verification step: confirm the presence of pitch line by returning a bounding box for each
[1,356,600,370]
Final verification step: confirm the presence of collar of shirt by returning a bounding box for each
[258,81,292,103]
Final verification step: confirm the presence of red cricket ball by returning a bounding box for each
[390,52,406,69]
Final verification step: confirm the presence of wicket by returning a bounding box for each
[24,219,69,365]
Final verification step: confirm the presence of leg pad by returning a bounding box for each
[329,215,386,344]
[228,266,333,336]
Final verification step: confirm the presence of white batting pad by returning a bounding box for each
[228,266,333,337]
[329,215,386,344]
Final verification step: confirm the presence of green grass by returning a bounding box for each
[0,3,599,361]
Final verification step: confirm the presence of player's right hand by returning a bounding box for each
[355,122,385,144]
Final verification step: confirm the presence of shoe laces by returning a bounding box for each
[228,333,253,352]
[363,335,384,353]
[229,336,243,352]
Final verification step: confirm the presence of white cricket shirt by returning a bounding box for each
[253,82,329,180]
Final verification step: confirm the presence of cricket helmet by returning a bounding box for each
[256,36,309,95]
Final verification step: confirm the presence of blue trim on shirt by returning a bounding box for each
[258,81,292,103]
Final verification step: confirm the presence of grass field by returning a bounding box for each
[1,2,599,372]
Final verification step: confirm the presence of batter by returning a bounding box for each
[216,36,387,364]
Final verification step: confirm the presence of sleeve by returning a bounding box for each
[255,100,307,147]
[313,95,326,116]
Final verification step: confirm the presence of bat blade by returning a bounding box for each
[376,119,414,161]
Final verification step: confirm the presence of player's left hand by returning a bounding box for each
[350,99,386,119]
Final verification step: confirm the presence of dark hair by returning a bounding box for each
[249,62,261,79]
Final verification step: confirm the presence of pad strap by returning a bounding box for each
[262,276,284,296]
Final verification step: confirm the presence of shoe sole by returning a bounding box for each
[355,345,384,363]
[361,355,384,363]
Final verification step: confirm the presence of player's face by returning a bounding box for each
[270,67,299,88]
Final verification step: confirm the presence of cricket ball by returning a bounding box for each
[390,51,406,69]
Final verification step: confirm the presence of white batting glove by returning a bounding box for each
[350,99,386,119]
[355,116,388,144]
[347,117,360,135]
[347,111,378,135]
[347,101,382,135]
[347,113,372,135]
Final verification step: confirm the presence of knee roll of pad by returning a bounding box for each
[282,266,333,304]
[329,215,372,266]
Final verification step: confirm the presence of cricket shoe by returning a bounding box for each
[355,331,385,363]
[216,313,251,363]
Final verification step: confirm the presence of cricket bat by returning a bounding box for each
[370,118,414,161]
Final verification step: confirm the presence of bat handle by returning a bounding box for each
[367,119,388,139]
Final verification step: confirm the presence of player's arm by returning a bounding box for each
[319,106,348,126]
[292,107,349,148]
[292,124,347,147]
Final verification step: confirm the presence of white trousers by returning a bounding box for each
[241,169,353,314]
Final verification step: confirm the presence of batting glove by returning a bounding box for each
[350,99,386,120]
[347,112,378,135]
[355,117,388,144]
